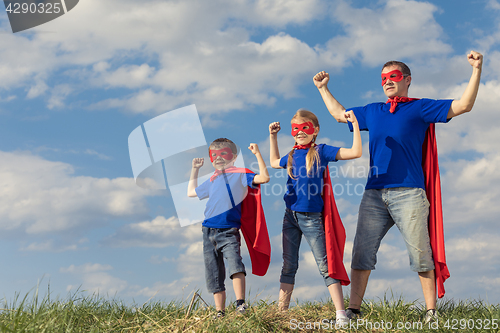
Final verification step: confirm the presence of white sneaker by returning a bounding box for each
[236,303,248,315]
[424,309,438,324]
[335,317,350,328]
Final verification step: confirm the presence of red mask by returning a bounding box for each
[291,122,315,136]
[209,147,234,163]
[381,69,405,86]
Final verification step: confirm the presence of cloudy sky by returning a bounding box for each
[1,0,499,307]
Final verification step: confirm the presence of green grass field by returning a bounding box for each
[0,288,498,332]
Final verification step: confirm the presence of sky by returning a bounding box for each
[1,0,500,308]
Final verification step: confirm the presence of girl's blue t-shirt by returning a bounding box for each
[279,144,340,213]
[347,98,452,190]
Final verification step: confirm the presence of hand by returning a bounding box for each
[467,50,483,69]
[344,110,357,124]
[248,143,260,155]
[192,158,204,169]
[269,122,281,134]
[313,71,329,89]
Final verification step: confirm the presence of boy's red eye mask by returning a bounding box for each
[291,122,315,136]
[381,69,405,86]
[209,147,234,162]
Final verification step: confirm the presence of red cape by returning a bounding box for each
[211,167,271,276]
[323,166,350,286]
[422,124,450,298]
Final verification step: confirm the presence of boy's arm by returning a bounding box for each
[248,143,270,184]
[269,122,282,169]
[448,51,483,119]
[187,158,204,197]
[336,111,362,160]
[314,71,348,123]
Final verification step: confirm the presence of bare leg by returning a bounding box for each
[348,269,371,309]
[214,291,226,312]
[418,270,436,310]
[232,272,246,300]
[327,282,345,311]
[278,283,294,311]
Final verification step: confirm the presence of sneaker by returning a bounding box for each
[213,310,225,319]
[346,308,363,320]
[236,303,248,315]
[424,309,438,324]
[335,317,350,328]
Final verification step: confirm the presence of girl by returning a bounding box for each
[269,109,361,326]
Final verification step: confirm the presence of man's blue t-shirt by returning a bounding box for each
[279,144,340,213]
[347,98,452,190]
[196,172,256,228]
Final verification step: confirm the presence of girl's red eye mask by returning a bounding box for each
[291,122,315,136]
[209,147,234,162]
[381,69,405,86]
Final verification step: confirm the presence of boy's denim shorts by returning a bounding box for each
[351,187,435,272]
[202,226,246,294]
[280,208,340,287]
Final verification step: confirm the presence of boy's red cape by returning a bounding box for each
[422,123,450,298]
[210,167,271,276]
[322,166,350,286]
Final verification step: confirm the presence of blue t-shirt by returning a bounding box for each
[279,144,340,213]
[196,172,256,228]
[347,98,452,190]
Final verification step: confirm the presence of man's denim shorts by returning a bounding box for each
[351,187,435,272]
[202,226,246,294]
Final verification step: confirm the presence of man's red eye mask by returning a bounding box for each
[381,69,405,86]
[209,147,234,162]
[291,122,315,136]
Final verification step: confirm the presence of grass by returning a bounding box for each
[0,288,498,332]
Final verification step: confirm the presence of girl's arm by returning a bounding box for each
[187,158,204,197]
[336,111,362,160]
[248,143,270,184]
[269,122,282,169]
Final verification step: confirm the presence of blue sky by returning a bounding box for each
[1,0,500,307]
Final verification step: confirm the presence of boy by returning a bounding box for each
[187,138,270,318]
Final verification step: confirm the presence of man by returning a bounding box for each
[313,51,482,322]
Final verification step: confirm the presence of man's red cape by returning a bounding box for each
[422,123,450,298]
[323,166,350,286]
[211,167,271,276]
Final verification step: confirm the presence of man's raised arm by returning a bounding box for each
[314,71,347,123]
[448,51,483,119]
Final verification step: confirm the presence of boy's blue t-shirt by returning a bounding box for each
[196,172,256,228]
[279,143,340,213]
[347,98,452,190]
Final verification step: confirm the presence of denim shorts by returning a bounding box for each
[280,208,340,287]
[351,187,434,272]
[202,226,246,294]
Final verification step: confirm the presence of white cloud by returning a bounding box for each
[0,151,156,234]
[0,0,326,115]
[62,263,128,295]
[102,216,199,248]
[321,0,452,67]
[21,238,88,252]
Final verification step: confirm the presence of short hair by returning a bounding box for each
[209,138,237,154]
[382,61,411,76]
